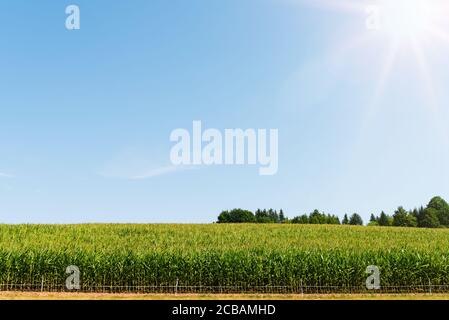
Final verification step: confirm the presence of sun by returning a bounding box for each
[298,0,449,104]
[301,0,448,42]
[377,0,440,39]
[366,0,449,101]
[380,0,432,38]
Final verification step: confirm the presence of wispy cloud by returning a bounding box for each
[99,164,197,180]
[130,165,195,180]
[0,172,14,178]
[99,147,198,180]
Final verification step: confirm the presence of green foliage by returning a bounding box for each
[309,210,327,224]
[279,209,286,223]
[219,209,288,224]
[412,207,424,226]
[291,214,309,224]
[427,196,449,227]
[392,207,408,227]
[420,208,441,228]
[291,210,340,225]
[254,209,285,223]
[217,196,449,229]
[378,211,391,226]
[217,209,255,223]
[392,207,417,227]
[1,224,449,289]
[326,214,341,225]
[349,213,363,226]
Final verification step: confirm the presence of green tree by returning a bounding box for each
[378,211,390,226]
[308,209,324,224]
[279,209,285,223]
[217,209,255,223]
[427,196,449,227]
[368,214,378,226]
[406,214,418,227]
[420,208,441,228]
[342,214,349,225]
[392,207,417,227]
[349,213,363,226]
[411,207,425,227]
[255,209,271,223]
[392,207,408,227]
[268,209,279,223]
[326,214,340,225]
[291,214,309,224]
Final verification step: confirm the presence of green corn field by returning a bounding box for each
[0,224,449,293]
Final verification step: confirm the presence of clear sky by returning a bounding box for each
[1,0,449,223]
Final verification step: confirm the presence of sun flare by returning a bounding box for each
[380,0,432,37]
[374,0,446,40]
[298,0,449,143]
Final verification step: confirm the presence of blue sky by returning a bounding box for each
[1,0,449,223]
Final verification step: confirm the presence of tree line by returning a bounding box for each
[217,196,449,229]
[217,209,287,224]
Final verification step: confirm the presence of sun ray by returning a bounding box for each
[427,25,449,46]
[410,36,449,147]
[292,0,449,164]
[295,0,448,116]
[359,38,401,129]
[356,38,400,147]
[371,39,400,106]
[330,33,373,65]
[410,36,438,112]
